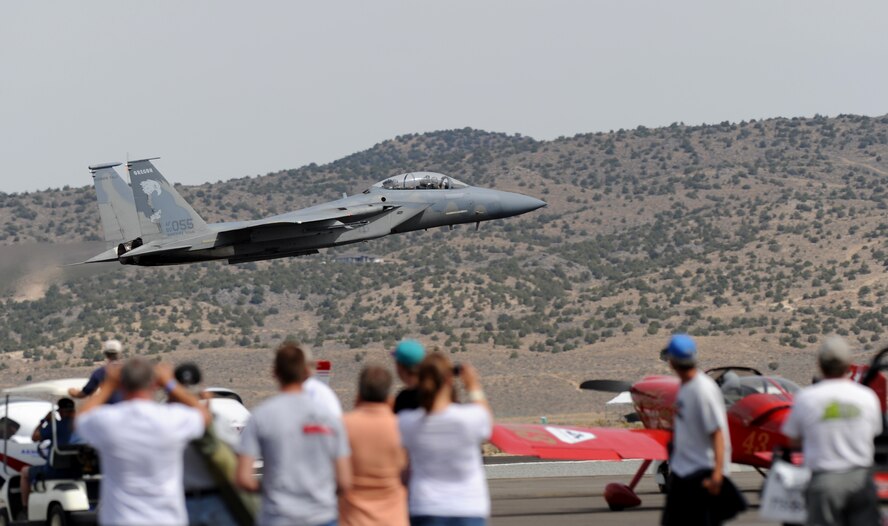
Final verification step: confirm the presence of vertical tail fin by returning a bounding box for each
[127,158,208,240]
[89,162,140,243]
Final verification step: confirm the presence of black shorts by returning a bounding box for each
[661,469,747,526]
[662,470,718,526]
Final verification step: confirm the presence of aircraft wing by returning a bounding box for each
[80,246,121,264]
[490,424,670,461]
[79,238,196,264]
[286,203,394,225]
[122,241,193,258]
[215,203,428,243]
[222,203,407,233]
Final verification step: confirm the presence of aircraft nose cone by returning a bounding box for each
[501,193,547,217]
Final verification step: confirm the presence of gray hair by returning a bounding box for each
[358,365,392,403]
[120,357,155,393]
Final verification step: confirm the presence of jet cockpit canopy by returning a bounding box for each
[372,172,468,191]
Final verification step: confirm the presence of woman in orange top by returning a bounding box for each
[340,365,409,526]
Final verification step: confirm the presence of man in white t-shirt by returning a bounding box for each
[305,376,343,418]
[660,334,736,526]
[297,347,343,418]
[76,358,210,526]
[782,336,882,526]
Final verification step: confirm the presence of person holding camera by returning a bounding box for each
[397,352,492,526]
[76,358,210,526]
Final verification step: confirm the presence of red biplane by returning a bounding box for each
[490,359,888,511]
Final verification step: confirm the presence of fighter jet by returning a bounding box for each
[84,158,546,266]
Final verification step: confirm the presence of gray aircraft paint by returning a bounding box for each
[90,163,140,243]
[128,159,208,241]
[83,164,545,266]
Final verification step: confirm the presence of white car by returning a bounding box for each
[203,388,251,434]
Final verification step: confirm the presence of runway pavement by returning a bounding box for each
[489,471,775,526]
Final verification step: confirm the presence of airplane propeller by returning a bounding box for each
[579,380,640,422]
[862,345,888,386]
[579,379,633,393]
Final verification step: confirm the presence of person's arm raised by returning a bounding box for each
[460,363,491,414]
[154,363,211,427]
[31,412,51,442]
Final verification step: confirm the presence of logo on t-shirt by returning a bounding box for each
[821,400,861,421]
[545,426,596,444]
[303,424,333,435]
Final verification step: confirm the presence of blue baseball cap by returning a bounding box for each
[665,334,697,365]
[393,339,426,367]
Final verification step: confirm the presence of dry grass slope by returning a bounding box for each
[2,115,888,417]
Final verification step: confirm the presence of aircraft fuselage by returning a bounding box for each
[118,185,544,266]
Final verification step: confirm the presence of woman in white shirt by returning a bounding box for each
[397,353,493,526]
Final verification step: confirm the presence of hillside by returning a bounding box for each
[2,115,888,416]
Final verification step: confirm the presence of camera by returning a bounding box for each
[174,362,202,387]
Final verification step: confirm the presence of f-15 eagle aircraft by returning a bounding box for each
[84,159,546,266]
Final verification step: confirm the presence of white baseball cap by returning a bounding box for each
[818,336,851,368]
[103,339,123,355]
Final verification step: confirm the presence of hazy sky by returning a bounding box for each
[1,1,887,193]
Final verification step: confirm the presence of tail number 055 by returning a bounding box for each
[165,219,194,233]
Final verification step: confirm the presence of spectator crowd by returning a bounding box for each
[15,332,887,526]
[50,337,490,526]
